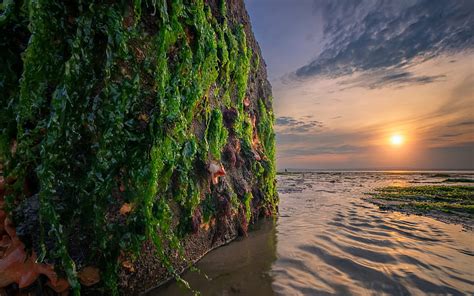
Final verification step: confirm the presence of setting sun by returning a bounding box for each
[390,134,404,146]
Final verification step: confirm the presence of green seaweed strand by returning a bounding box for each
[1,0,277,294]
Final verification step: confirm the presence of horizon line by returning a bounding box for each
[277,168,474,172]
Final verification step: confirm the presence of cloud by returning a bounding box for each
[278,144,365,158]
[293,0,474,85]
[448,121,474,128]
[276,116,323,133]
[337,69,446,89]
[439,133,464,138]
[276,127,375,157]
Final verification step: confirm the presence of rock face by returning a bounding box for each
[0,0,276,295]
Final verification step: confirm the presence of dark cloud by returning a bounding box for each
[276,116,323,133]
[275,116,297,126]
[449,121,474,127]
[439,133,464,138]
[294,0,474,84]
[337,69,446,89]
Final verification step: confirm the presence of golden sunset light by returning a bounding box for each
[2,1,473,295]
[390,134,404,146]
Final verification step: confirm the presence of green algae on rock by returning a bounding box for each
[367,185,474,229]
[0,0,276,294]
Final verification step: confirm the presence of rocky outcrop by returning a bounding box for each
[0,0,276,294]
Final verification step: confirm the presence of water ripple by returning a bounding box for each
[273,173,474,295]
[152,172,474,296]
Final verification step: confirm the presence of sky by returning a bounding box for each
[245,0,474,170]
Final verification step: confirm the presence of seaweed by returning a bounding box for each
[371,185,474,215]
[0,0,276,294]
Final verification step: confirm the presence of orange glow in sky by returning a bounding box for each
[390,134,404,146]
[247,0,474,170]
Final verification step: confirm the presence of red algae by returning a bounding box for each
[0,179,68,293]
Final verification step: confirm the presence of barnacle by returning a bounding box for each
[208,161,226,185]
[243,96,251,107]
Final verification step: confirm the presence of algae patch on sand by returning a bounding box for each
[367,185,474,228]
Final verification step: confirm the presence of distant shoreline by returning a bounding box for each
[277,170,474,174]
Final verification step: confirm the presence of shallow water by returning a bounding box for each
[150,172,474,295]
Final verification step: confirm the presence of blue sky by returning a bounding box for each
[245,0,474,170]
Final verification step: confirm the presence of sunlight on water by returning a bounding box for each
[150,172,474,295]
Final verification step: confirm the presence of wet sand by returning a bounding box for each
[151,219,277,295]
[149,172,474,295]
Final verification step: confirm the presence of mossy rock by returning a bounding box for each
[0,0,276,294]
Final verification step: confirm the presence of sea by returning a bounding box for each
[150,171,474,295]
